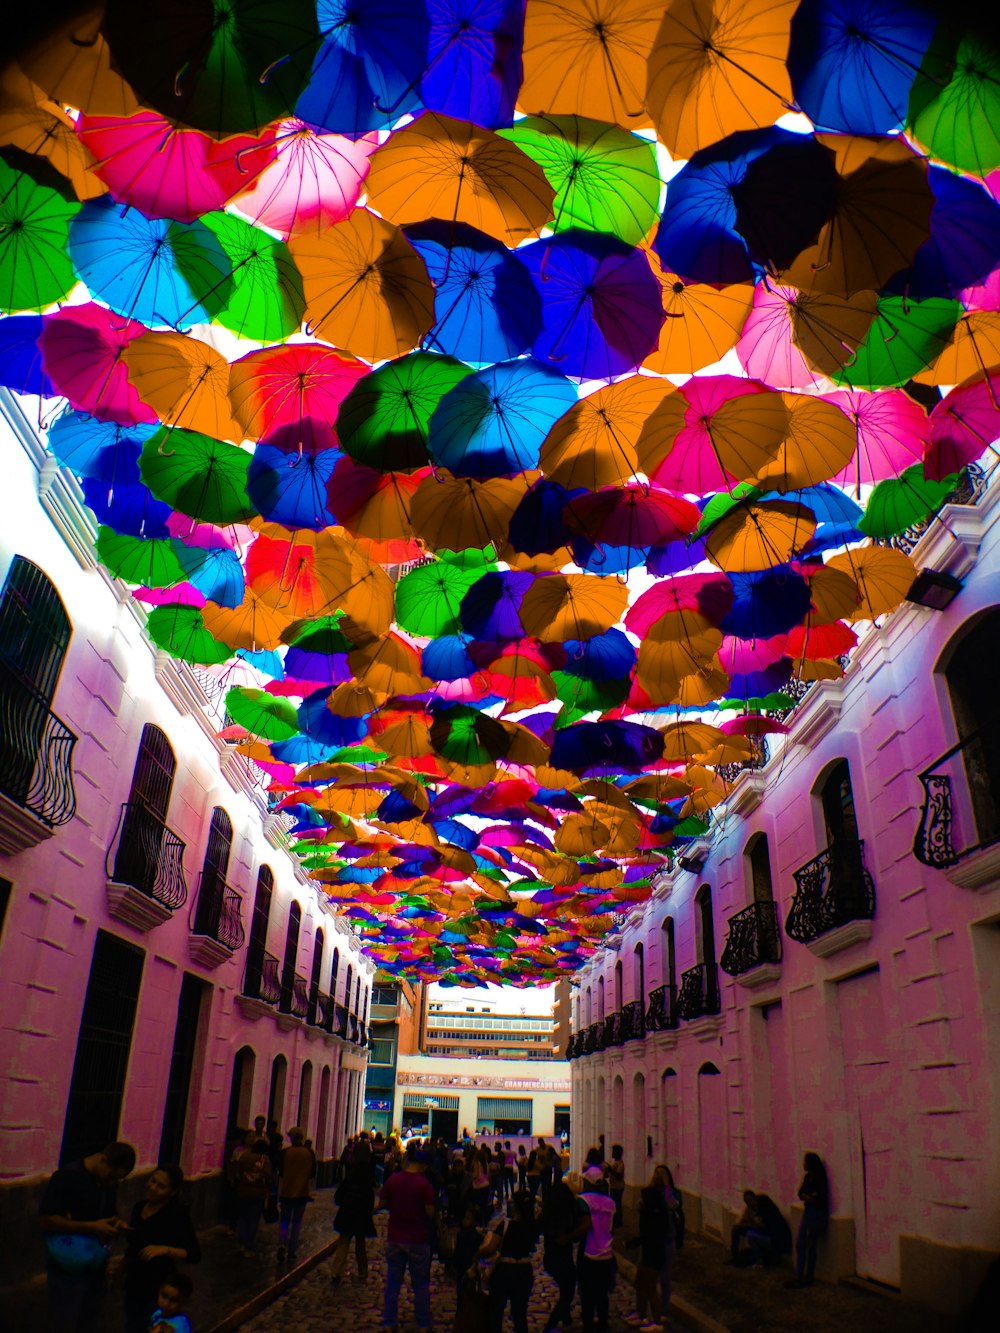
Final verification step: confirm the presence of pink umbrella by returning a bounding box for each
[231,119,377,237]
[735,282,826,390]
[564,483,700,549]
[960,265,1000,313]
[925,373,1000,480]
[132,583,205,607]
[77,111,276,223]
[826,388,927,495]
[625,571,734,637]
[40,304,156,424]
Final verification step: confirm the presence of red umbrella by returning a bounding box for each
[563,484,700,550]
[229,343,368,453]
[39,303,156,425]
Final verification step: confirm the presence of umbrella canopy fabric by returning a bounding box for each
[0,158,80,312]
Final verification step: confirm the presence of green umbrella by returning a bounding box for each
[103,0,320,136]
[195,212,304,341]
[225,686,300,741]
[429,706,511,767]
[553,672,630,714]
[283,611,357,654]
[140,427,257,525]
[394,559,482,637]
[833,296,960,390]
[146,604,232,665]
[858,465,960,539]
[94,526,188,588]
[499,115,661,247]
[0,158,79,312]
[336,352,471,472]
[908,32,1000,177]
[696,483,761,536]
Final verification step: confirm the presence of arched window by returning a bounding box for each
[818,759,867,893]
[344,963,353,1012]
[268,1054,287,1128]
[226,1045,255,1140]
[0,556,73,812]
[192,807,234,938]
[746,833,773,904]
[633,943,645,1002]
[943,612,1000,846]
[354,974,362,1012]
[613,959,623,1011]
[298,1060,313,1130]
[695,885,720,1013]
[585,985,592,1026]
[661,917,677,997]
[597,976,605,1021]
[280,902,302,1012]
[112,725,180,900]
[308,928,324,1023]
[244,866,275,1000]
[331,947,340,1002]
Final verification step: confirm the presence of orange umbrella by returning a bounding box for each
[703,499,817,572]
[202,588,293,651]
[365,113,555,247]
[753,393,858,491]
[826,547,916,621]
[330,459,425,565]
[410,471,534,552]
[124,331,240,441]
[783,135,933,298]
[0,101,105,199]
[539,376,676,491]
[369,712,435,759]
[642,258,754,376]
[647,0,796,159]
[288,209,435,362]
[518,0,663,128]
[801,564,862,623]
[347,632,432,696]
[13,5,140,118]
[914,311,1000,387]
[654,720,727,760]
[519,573,629,641]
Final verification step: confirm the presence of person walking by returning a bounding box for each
[625,1165,679,1332]
[788,1152,829,1288]
[477,1190,539,1333]
[235,1135,273,1258]
[606,1144,625,1228]
[122,1164,200,1333]
[539,1172,589,1332]
[469,1146,491,1225]
[39,1141,136,1333]
[276,1127,313,1265]
[330,1140,376,1285]
[379,1141,436,1333]
[577,1176,617,1333]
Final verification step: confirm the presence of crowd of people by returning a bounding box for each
[38,1121,833,1333]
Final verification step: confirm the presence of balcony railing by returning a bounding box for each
[601,1011,623,1047]
[583,1022,599,1054]
[675,964,721,1020]
[243,950,281,1005]
[0,665,77,828]
[191,871,245,951]
[620,998,646,1042]
[279,971,309,1018]
[349,1012,360,1044]
[566,1032,581,1060]
[720,901,782,976]
[785,839,876,943]
[645,984,678,1032]
[336,1003,350,1040]
[717,734,770,785]
[106,800,188,911]
[914,726,1000,869]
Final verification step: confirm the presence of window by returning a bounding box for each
[344,963,353,1011]
[331,947,340,1002]
[244,866,274,998]
[159,973,207,1164]
[280,902,302,1011]
[370,1038,395,1065]
[696,886,716,970]
[192,807,234,938]
[746,833,774,904]
[309,928,324,1018]
[61,931,144,1162]
[614,959,623,1010]
[112,725,179,897]
[818,760,866,890]
[944,613,1000,846]
[661,916,677,995]
[634,942,645,1002]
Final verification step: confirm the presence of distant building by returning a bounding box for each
[422,990,558,1060]
[395,1053,571,1142]
[364,974,423,1135]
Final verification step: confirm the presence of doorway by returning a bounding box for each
[430,1108,459,1143]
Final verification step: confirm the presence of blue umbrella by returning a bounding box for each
[719,567,813,641]
[655,128,805,285]
[81,477,171,537]
[174,544,246,608]
[284,646,352,687]
[297,688,368,745]
[459,569,533,641]
[571,537,650,574]
[758,484,863,526]
[507,479,585,556]
[427,358,576,477]
[68,197,231,329]
[0,316,53,395]
[420,0,524,128]
[272,734,339,764]
[47,411,157,482]
[884,166,1000,300]
[421,634,478,681]
[406,220,541,365]
[247,443,341,530]
[519,230,663,380]
[788,0,937,135]
[549,719,664,774]
[646,535,708,577]
[377,789,425,823]
[561,628,636,682]
[237,648,285,678]
[296,0,428,136]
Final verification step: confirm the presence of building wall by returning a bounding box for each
[0,396,372,1278]
[569,476,1000,1316]
[395,1054,571,1139]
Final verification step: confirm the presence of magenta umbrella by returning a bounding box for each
[39,304,157,425]
[925,373,1000,480]
[564,483,700,550]
[735,282,826,390]
[231,119,377,237]
[77,111,276,224]
[826,388,927,495]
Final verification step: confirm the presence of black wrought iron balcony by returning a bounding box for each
[566,1032,581,1060]
[675,964,721,1020]
[336,1003,350,1040]
[243,950,281,1005]
[645,984,678,1032]
[601,1011,623,1047]
[0,664,77,829]
[349,1011,360,1043]
[107,801,188,910]
[583,1022,600,1054]
[620,998,646,1042]
[785,839,875,943]
[307,985,327,1026]
[914,725,1000,869]
[191,871,245,950]
[717,734,770,785]
[720,901,782,976]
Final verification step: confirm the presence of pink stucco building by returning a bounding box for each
[0,391,373,1287]
[569,468,1000,1316]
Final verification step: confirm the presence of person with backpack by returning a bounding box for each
[475,1190,539,1333]
[624,1165,680,1332]
[539,1172,589,1332]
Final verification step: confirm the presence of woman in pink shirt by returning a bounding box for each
[577,1179,617,1332]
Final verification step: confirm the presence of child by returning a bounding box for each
[149,1271,193,1333]
[453,1204,483,1305]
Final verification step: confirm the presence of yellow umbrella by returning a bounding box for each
[827,547,916,621]
[519,573,629,641]
[702,500,816,573]
[366,113,555,246]
[914,311,1000,387]
[754,393,858,491]
[555,814,611,857]
[540,375,676,490]
[653,720,727,760]
[411,471,535,552]
[643,257,754,375]
[202,589,292,651]
[124,330,241,442]
[803,564,863,623]
[0,101,105,199]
